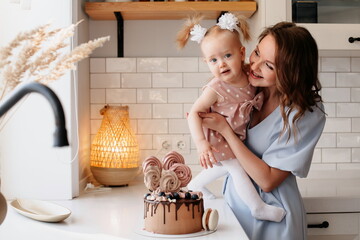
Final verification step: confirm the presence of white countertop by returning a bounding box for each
[0,181,248,240]
[1,170,360,239]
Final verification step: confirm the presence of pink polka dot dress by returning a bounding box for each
[204,78,264,161]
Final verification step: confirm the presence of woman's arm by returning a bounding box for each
[199,112,289,192]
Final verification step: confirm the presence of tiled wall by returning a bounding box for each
[90,57,360,173]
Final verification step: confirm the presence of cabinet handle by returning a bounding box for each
[349,37,360,43]
[307,221,329,228]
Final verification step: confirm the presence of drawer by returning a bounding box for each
[307,213,359,240]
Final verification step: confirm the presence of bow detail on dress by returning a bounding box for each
[239,91,264,117]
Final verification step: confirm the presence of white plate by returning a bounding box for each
[10,199,71,223]
[135,227,216,238]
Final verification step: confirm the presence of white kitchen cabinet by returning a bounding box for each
[258,0,360,54]
[307,213,360,240]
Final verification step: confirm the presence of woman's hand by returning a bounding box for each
[198,112,230,135]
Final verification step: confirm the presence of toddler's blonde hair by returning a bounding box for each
[176,13,251,49]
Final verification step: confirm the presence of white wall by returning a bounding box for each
[0,0,81,200]
[89,20,204,57]
[89,57,360,182]
[87,0,360,179]
[89,18,263,58]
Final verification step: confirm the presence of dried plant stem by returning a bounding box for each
[29,21,82,78]
[0,23,51,69]
[0,21,110,103]
[38,36,110,84]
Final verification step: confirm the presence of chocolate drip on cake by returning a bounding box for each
[153,202,159,216]
[144,201,159,218]
[144,198,203,223]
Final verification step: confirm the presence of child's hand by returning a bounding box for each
[197,140,218,169]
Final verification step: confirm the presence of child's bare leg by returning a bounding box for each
[188,164,228,199]
[221,159,286,222]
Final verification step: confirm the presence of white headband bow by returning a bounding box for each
[190,13,240,44]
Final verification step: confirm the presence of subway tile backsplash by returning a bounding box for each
[90,57,360,172]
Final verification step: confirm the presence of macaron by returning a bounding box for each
[202,208,219,231]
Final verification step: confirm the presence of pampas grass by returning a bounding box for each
[0,20,110,100]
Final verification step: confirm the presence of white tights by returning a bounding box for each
[188,159,286,222]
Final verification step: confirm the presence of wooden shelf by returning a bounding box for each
[85,1,257,20]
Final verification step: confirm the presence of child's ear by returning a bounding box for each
[240,46,246,61]
[241,46,246,54]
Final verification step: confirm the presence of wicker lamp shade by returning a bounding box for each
[90,105,140,186]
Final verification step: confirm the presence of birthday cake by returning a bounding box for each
[142,151,205,235]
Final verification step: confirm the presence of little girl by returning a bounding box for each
[177,13,286,222]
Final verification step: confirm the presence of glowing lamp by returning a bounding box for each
[90,105,139,186]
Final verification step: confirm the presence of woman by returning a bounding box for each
[199,22,326,239]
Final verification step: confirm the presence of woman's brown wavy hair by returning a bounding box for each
[258,22,323,141]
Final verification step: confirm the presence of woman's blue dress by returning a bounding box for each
[223,103,326,240]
